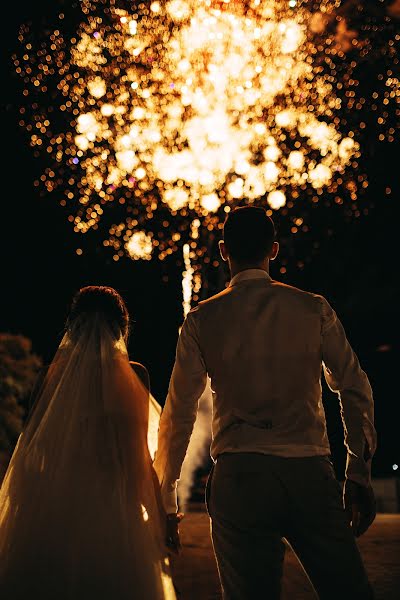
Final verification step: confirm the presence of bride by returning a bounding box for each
[0,286,176,599]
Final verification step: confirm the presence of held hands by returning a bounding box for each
[166,512,184,555]
[343,479,376,537]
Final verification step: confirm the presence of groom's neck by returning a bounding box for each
[229,259,269,279]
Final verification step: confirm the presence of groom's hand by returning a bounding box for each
[166,513,183,555]
[343,479,376,537]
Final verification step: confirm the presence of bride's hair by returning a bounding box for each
[67,286,130,341]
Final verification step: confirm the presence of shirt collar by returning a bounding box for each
[229,268,272,287]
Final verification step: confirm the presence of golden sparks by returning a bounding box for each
[14,0,398,267]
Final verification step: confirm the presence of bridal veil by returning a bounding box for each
[0,313,175,599]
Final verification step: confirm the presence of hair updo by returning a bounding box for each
[67,286,130,341]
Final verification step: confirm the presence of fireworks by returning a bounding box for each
[126,230,153,260]
[14,0,399,285]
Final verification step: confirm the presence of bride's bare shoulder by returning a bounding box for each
[129,361,150,390]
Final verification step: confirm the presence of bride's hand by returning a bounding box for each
[166,513,183,555]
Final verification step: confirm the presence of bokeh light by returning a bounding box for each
[13,0,399,295]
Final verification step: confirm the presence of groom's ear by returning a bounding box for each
[219,240,228,262]
[269,241,279,261]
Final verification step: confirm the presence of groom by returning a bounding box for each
[154,206,376,599]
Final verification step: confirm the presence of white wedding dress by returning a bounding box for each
[0,314,176,599]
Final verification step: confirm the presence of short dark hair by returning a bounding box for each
[67,286,130,341]
[223,206,276,263]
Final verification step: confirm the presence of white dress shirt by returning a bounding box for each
[153,269,377,513]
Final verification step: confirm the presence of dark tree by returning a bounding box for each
[0,334,42,479]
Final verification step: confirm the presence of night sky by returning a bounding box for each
[1,1,399,480]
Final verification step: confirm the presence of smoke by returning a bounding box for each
[148,393,162,462]
[177,381,213,511]
[310,1,400,54]
[388,1,400,19]
[309,10,359,53]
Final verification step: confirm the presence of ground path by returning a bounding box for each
[172,512,400,599]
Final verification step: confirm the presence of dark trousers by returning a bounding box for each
[207,453,372,600]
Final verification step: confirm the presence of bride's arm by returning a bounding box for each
[130,361,150,393]
[129,361,172,543]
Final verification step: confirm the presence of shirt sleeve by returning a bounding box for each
[153,307,207,513]
[319,296,377,487]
